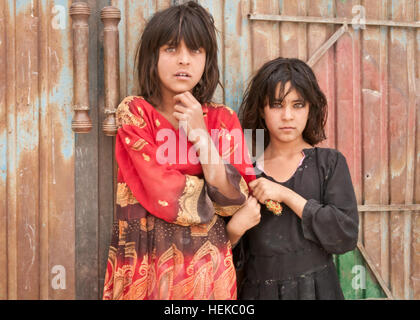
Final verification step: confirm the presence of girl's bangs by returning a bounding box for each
[161,12,212,52]
[266,73,306,108]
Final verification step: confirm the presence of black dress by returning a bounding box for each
[234,147,359,300]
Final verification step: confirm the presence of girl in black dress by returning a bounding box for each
[226,57,359,300]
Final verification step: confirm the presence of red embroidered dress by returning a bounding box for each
[103,96,254,300]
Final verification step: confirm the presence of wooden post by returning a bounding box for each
[101,7,121,136]
[70,2,92,133]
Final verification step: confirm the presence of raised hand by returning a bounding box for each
[172,91,207,144]
[227,196,261,244]
[248,177,286,204]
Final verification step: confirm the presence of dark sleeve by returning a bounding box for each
[206,162,247,206]
[301,151,359,254]
[205,163,248,218]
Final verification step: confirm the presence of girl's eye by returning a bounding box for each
[294,103,305,108]
[191,48,202,54]
[272,103,283,108]
[165,47,176,53]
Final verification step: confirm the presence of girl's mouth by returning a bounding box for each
[175,71,191,78]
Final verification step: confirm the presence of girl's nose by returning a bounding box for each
[281,105,293,120]
[177,48,190,65]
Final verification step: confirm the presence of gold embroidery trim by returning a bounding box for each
[176,175,204,226]
[186,240,220,276]
[132,138,148,151]
[157,244,184,299]
[208,102,234,115]
[127,253,149,300]
[116,182,139,207]
[158,200,168,207]
[214,243,236,299]
[190,215,218,237]
[142,153,151,162]
[116,96,147,129]
[140,216,155,232]
[124,241,137,259]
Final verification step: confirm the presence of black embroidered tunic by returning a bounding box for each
[234,147,359,300]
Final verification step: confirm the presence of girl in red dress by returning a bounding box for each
[102,1,254,300]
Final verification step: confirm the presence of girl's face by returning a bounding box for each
[263,81,309,145]
[157,39,206,100]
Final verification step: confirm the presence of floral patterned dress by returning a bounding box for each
[102,96,254,300]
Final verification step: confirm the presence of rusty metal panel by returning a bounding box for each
[223,0,252,111]
[9,0,40,300]
[0,0,7,301]
[198,0,224,103]
[361,0,391,297]
[335,1,363,202]
[388,0,414,300]
[1,0,76,299]
[42,0,76,300]
[403,0,417,301]
[334,0,364,299]
[308,0,337,149]
[251,0,280,71]
[4,0,18,300]
[413,0,420,300]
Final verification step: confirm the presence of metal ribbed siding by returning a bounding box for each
[0,0,75,299]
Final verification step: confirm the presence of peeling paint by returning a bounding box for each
[362,30,380,42]
[24,222,36,290]
[48,24,74,161]
[0,150,6,183]
[417,32,420,49]
[223,0,251,111]
[362,88,381,98]
[390,28,407,47]
[321,0,333,17]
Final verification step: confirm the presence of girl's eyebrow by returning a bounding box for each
[273,98,304,103]
[282,97,304,102]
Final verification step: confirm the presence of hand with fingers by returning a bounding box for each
[227,196,261,245]
[172,91,207,144]
[249,178,285,216]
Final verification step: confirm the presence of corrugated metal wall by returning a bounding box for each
[1,0,419,299]
[1,0,75,299]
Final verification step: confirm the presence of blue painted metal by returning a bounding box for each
[1,0,76,299]
[223,0,252,112]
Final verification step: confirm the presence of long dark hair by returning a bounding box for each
[239,57,328,149]
[134,1,219,105]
